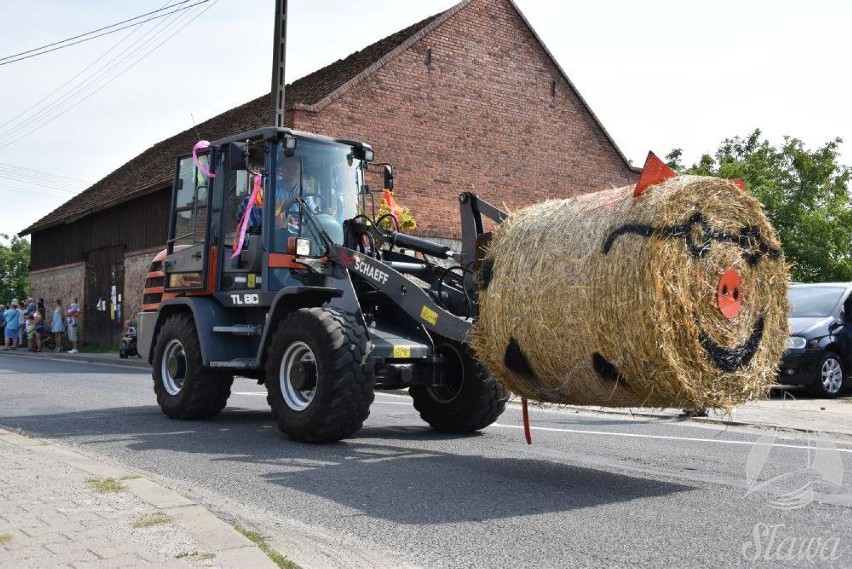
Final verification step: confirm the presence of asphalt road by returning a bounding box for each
[1,355,850,568]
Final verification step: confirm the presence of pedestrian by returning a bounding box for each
[32,307,44,352]
[0,304,5,341]
[36,298,46,322]
[51,298,65,352]
[66,297,80,354]
[25,297,36,315]
[18,302,27,349]
[24,315,35,351]
[4,300,21,350]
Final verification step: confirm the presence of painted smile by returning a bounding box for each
[697,316,765,372]
[592,315,766,381]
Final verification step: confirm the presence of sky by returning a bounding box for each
[0,0,850,237]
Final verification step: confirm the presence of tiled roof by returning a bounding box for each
[21,11,445,235]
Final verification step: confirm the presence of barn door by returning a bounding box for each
[85,246,125,347]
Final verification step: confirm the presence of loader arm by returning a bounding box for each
[326,243,472,343]
[458,192,508,302]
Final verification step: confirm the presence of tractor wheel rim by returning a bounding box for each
[162,339,186,396]
[281,341,316,411]
[821,358,842,393]
[428,343,465,404]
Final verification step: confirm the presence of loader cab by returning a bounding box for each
[162,128,372,300]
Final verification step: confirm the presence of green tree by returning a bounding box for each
[0,234,30,303]
[666,130,852,282]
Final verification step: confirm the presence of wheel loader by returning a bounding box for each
[138,127,508,442]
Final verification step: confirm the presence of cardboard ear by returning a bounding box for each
[635,151,677,198]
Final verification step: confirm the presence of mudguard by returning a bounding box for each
[147,297,247,365]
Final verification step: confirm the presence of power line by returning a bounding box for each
[0,1,206,146]
[0,7,187,143]
[0,184,71,201]
[0,0,193,63]
[0,1,180,134]
[0,172,87,193]
[0,162,90,185]
[0,0,210,67]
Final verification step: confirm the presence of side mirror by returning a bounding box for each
[383,165,394,191]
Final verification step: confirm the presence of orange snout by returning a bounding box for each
[717,269,743,319]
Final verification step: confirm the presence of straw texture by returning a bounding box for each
[472,176,789,409]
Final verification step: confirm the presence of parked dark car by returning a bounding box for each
[780,282,852,397]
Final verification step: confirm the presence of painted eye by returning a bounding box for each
[717,269,743,319]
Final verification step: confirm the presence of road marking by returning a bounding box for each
[491,423,852,453]
[232,392,266,396]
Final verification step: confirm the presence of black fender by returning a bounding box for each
[816,335,846,367]
[149,297,245,366]
[255,286,343,368]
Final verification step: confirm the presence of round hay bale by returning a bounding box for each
[472,175,789,409]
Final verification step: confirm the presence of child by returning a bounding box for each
[119,320,138,359]
[32,309,44,352]
[24,315,35,351]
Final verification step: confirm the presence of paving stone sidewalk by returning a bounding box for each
[0,429,275,569]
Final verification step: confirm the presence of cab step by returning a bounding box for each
[212,324,262,336]
[208,358,257,369]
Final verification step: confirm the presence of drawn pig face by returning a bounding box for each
[473,174,788,409]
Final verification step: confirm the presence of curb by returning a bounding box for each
[0,428,276,568]
[0,349,149,369]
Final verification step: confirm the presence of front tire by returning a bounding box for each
[410,339,507,432]
[152,313,233,419]
[809,351,846,398]
[265,308,375,442]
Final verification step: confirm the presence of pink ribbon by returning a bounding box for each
[193,140,216,178]
[232,174,263,258]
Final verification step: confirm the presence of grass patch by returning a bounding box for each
[133,512,173,528]
[176,551,216,560]
[0,533,12,545]
[86,477,126,493]
[235,524,301,569]
[119,475,141,481]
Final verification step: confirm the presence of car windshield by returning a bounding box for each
[788,286,846,317]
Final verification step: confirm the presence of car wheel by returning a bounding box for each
[808,351,845,398]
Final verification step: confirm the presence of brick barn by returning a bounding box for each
[21,0,637,347]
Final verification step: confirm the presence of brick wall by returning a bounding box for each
[293,0,637,239]
[28,262,85,338]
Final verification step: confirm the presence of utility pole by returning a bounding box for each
[270,0,287,127]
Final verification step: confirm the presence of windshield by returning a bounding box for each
[788,286,846,318]
[271,139,364,250]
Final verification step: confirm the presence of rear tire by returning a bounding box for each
[265,308,375,442]
[152,313,233,419]
[808,351,846,398]
[410,339,507,432]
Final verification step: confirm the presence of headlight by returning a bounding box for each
[784,336,807,350]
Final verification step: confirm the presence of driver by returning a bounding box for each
[274,158,319,234]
